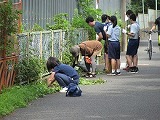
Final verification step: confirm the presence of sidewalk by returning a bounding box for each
[3,34,160,120]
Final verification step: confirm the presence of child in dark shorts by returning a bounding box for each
[125,14,140,73]
[108,42,120,60]
[106,16,121,75]
[126,39,139,56]
[101,14,112,73]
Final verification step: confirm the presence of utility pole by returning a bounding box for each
[142,0,145,30]
[96,0,100,65]
[155,0,157,18]
[121,0,127,51]
[96,0,99,9]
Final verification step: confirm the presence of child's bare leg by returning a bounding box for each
[47,72,55,87]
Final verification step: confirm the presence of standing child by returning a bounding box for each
[123,10,140,72]
[123,10,134,71]
[101,14,112,73]
[125,14,140,73]
[46,57,79,92]
[106,16,121,75]
[85,16,111,73]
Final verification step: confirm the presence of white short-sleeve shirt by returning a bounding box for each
[107,25,121,42]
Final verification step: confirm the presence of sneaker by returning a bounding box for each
[116,72,121,75]
[60,87,68,93]
[107,72,116,76]
[85,74,96,78]
[129,67,136,73]
[85,72,96,78]
[134,67,139,73]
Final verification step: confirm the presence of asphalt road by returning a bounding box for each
[2,35,160,120]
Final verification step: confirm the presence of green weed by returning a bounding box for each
[79,77,105,85]
[0,78,105,117]
[0,81,56,116]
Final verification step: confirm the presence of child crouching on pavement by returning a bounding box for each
[46,56,80,92]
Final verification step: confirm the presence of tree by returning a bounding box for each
[77,0,102,19]
[128,0,160,15]
[0,1,20,57]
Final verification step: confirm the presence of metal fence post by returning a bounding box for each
[60,30,63,61]
[51,30,54,57]
[40,32,43,59]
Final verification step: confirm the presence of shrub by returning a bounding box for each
[0,1,20,57]
[15,56,44,85]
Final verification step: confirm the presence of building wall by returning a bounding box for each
[11,0,125,31]
[138,9,160,29]
[98,0,121,15]
[12,0,77,30]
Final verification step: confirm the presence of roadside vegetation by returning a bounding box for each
[0,0,123,118]
[0,78,105,117]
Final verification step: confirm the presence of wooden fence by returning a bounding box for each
[0,56,18,91]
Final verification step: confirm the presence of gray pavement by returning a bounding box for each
[2,34,160,120]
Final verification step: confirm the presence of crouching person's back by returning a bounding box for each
[46,56,79,93]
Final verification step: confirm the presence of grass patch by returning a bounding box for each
[0,78,106,117]
[79,77,105,85]
[0,81,59,117]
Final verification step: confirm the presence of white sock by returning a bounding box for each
[112,69,115,73]
[116,69,120,73]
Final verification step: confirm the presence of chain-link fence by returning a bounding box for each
[17,28,88,61]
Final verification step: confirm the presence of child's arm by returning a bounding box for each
[47,72,55,87]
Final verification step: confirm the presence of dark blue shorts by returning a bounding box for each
[126,39,139,56]
[108,41,120,59]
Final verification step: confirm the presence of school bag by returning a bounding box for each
[66,83,82,97]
